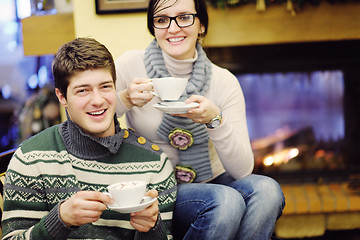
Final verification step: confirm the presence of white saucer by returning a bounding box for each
[153,102,200,114]
[107,196,157,213]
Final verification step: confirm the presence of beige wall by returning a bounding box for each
[73,0,360,58]
[73,0,153,60]
[73,0,153,127]
[23,0,360,57]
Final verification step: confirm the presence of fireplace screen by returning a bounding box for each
[237,70,346,178]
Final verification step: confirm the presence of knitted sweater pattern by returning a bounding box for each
[1,124,177,240]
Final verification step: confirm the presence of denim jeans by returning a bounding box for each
[172,173,285,240]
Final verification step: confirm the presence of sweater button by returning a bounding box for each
[137,137,146,144]
[123,130,129,138]
[151,144,160,151]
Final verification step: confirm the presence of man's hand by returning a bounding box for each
[130,189,159,232]
[60,191,113,227]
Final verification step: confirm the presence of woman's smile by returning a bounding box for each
[168,36,186,43]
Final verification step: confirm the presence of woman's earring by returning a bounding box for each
[197,27,205,43]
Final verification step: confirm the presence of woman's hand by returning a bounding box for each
[120,78,154,108]
[175,95,221,125]
[130,189,159,232]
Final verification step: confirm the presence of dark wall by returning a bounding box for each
[205,40,360,74]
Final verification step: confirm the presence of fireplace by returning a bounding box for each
[205,40,360,183]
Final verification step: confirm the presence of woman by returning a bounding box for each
[115,0,285,239]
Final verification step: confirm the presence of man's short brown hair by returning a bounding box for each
[52,37,116,99]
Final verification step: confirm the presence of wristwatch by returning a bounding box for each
[206,112,223,129]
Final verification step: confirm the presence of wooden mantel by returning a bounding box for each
[21,1,360,56]
[204,1,360,47]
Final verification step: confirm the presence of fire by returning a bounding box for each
[262,147,299,166]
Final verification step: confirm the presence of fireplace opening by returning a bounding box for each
[205,40,360,184]
[238,70,345,181]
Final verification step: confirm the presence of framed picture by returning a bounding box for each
[95,0,149,14]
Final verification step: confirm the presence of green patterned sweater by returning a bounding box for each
[1,123,177,240]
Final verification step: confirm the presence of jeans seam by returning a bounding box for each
[176,200,210,207]
[238,189,248,200]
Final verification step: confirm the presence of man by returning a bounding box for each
[1,38,177,240]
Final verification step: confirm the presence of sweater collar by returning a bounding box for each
[59,114,124,160]
[162,49,198,79]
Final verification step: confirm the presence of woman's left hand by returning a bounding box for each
[175,95,220,124]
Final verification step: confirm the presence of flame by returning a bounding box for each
[262,147,299,166]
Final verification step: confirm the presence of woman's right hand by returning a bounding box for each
[120,78,154,108]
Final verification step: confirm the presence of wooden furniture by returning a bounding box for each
[276,182,360,238]
[0,149,15,174]
[21,13,75,56]
[205,1,360,47]
[0,148,15,238]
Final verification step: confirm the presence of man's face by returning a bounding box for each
[56,69,116,138]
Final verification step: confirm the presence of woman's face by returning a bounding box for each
[153,0,204,60]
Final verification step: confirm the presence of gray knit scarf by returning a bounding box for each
[59,113,124,160]
[144,39,213,182]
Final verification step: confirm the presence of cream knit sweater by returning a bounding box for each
[115,49,254,181]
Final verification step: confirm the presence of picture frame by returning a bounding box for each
[95,0,149,14]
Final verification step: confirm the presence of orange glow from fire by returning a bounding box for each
[262,147,299,166]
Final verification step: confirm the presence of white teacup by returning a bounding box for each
[106,180,147,207]
[151,77,188,101]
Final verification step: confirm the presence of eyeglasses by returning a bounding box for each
[153,14,197,29]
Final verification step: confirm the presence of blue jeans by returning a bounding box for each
[172,173,285,240]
